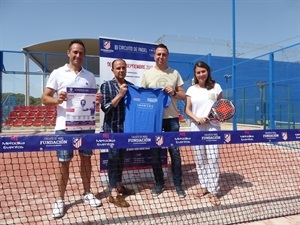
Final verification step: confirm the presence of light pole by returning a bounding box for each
[224,74,232,99]
[256,81,267,129]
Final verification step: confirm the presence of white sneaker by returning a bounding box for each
[83,193,102,207]
[52,200,65,218]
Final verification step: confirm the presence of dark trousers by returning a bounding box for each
[107,148,126,188]
[151,118,183,187]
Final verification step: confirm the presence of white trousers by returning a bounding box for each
[193,144,219,194]
[191,122,220,194]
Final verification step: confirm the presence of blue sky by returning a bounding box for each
[0,0,299,97]
[1,0,299,51]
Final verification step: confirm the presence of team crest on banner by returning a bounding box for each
[10,135,19,141]
[224,133,231,143]
[103,41,111,50]
[103,133,110,139]
[281,132,288,141]
[155,136,164,146]
[73,137,82,149]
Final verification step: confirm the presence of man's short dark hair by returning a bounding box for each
[112,58,126,69]
[155,43,169,54]
[68,39,86,53]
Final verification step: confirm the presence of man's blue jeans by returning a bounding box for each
[151,117,183,187]
[107,148,126,189]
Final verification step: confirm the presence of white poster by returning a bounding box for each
[65,87,97,131]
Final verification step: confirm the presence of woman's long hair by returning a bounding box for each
[193,61,215,90]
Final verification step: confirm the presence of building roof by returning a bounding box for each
[22,38,100,75]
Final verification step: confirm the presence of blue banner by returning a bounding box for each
[99,37,156,61]
[1,129,300,153]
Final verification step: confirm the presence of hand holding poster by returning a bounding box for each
[65,87,98,131]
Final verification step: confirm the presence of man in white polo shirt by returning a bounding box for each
[42,39,102,218]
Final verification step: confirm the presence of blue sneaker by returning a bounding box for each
[151,185,165,196]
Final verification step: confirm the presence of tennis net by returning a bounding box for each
[1,129,300,225]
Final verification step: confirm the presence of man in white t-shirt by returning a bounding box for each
[41,39,102,218]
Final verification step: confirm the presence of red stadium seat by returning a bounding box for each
[32,118,43,127]
[21,106,30,112]
[43,117,52,126]
[5,118,14,126]
[178,110,186,123]
[38,106,48,112]
[27,111,36,119]
[23,118,33,127]
[14,106,21,112]
[13,119,24,127]
[9,111,18,119]
[51,118,56,126]
[36,111,45,119]
[18,111,28,119]
[53,111,57,117]
[47,105,56,112]
[30,106,39,112]
[45,111,54,118]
